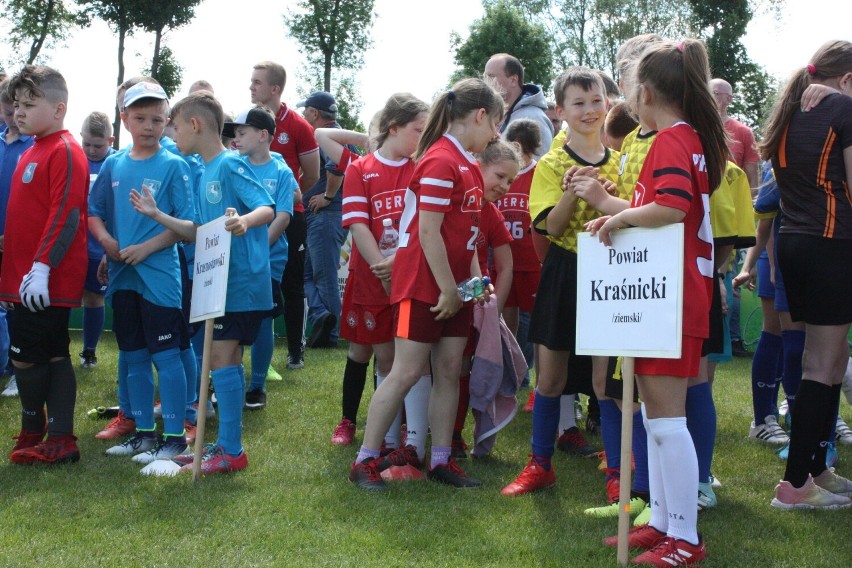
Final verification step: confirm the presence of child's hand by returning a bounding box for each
[97,255,109,286]
[119,242,152,266]
[585,214,627,247]
[430,288,462,320]
[224,209,249,236]
[561,165,581,192]
[475,282,495,306]
[801,84,837,112]
[600,178,618,195]
[101,236,122,261]
[129,185,159,218]
[732,267,755,291]
[572,175,608,209]
[370,255,394,282]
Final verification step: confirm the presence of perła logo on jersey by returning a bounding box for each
[206,181,223,204]
[461,188,483,213]
[142,179,162,196]
[264,179,278,194]
[22,163,37,183]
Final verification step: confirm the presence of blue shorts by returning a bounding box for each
[756,252,774,299]
[84,257,107,295]
[268,279,284,319]
[773,276,790,313]
[111,290,187,353]
[213,311,265,345]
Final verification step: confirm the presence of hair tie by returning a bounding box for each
[676,41,685,53]
[447,90,455,102]
[806,63,817,76]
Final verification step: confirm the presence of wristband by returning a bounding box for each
[322,194,333,201]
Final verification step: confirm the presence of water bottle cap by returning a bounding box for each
[482,276,490,285]
[382,218,393,227]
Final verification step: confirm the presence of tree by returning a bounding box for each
[133,0,200,80]
[298,71,364,133]
[2,0,85,65]
[284,0,376,93]
[142,46,183,98]
[452,1,553,89]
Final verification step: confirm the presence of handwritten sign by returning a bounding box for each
[189,215,231,323]
[576,224,684,358]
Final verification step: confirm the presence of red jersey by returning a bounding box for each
[632,123,713,338]
[342,151,414,306]
[0,130,88,306]
[270,103,318,213]
[494,160,540,272]
[475,201,512,276]
[391,135,484,305]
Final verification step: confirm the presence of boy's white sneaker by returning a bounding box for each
[105,433,158,457]
[132,438,188,464]
[749,415,789,444]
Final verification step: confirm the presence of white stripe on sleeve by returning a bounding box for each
[420,177,454,188]
[420,196,451,206]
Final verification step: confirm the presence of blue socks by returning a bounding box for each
[211,365,244,456]
[82,306,105,351]
[250,317,274,391]
[599,399,621,472]
[782,330,805,412]
[152,348,186,437]
[125,348,155,431]
[686,382,716,485]
[531,391,560,462]
[752,331,782,424]
[181,347,198,424]
[632,408,650,493]
[117,350,131,416]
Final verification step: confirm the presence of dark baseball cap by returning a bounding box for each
[222,107,276,138]
[296,91,338,114]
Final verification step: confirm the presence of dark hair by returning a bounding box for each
[374,93,429,149]
[596,70,621,99]
[8,64,68,104]
[761,40,852,160]
[636,39,727,192]
[172,91,224,136]
[504,118,541,157]
[0,79,11,105]
[415,78,504,161]
[478,138,520,167]
[553,66,605,107]
[497,53,524,84]
[604,101,638,141]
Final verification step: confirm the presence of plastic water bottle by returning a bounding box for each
[378,218,399,257]
[457,276,490,302]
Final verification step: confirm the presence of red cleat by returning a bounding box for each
[631,536,706,566]
[10,435,80,465]
[180,445,247,475]
[10,429,44,455]
[95,411,136,440]
[523,390,535,412]
[605,468,621,503]
[331,418,356,446]
[184,421,197,444]
[603,524,667,549]
[501,457,556,495]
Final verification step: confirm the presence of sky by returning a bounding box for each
[9,0,850,145]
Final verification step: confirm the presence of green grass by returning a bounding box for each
[1,330,850,567]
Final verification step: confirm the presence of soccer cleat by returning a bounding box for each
[748,415,789,445]
[451,435,468,459]
[1,375,18,397]
[377,444,422,471]
[10,435,80,465]
[709,473,722,488]
[584,496,647,518]
[585,415,601,435]
[266,366,283,382]
[771,475,852,510]
[812,468,852,497]
[826,442,838,468]
[596,451,607,471]
[184,421,197,444]
[95,411,136,440]
[523,390,535,412]
[131,437,188,465]
[697,481,717,510]
[79,349,98,369]
[244,388,267,411]
[501,457,556,495]
[633,503,652,526]
[153,400,162,419]
[836,416,852,446]
[349,457,387,491]
[10,429,45,454]
[331,418,356,446]
[574,399,584,422]
[603,523,666,549]
[105,432,158,457]
[427,458,481,488]
[171,442,216,466]
[180,445,248,475]
[381,464,426,481]
[776,441,789,461]
[605,468,621,502]
[287,350,305,370]
[556,426,600,457]
[194,401,216,420]
[631,536,706,566]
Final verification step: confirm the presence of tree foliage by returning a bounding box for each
[142,45,183,98]
[298,70,364,133]
[133,0,200,81]
[2,0,86,66]
[452,1,553,89]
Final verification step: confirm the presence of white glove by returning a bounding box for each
[19,261,51,312]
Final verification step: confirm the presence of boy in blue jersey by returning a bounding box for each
[130,91,274,474]
[79,111,115,369]
[223,107,295,410]
[88,82,195,470]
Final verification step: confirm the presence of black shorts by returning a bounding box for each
[8,306,71,363]
[701,276,724,356]
[111,290,187,353]
[268,279,284,319]
[213,311,265,345]
[778,233,852,325]
[528,244,578,351]
[603,357,640,403]
[563,352,593,396]
[178,245,199,340]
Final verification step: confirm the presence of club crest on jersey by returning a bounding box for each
[142,178,161,196]
[264,179,278,193]
[206,181,223,204]
[22,163,37,183]
[364,311,376,330]
[346,311,358,328]
[461,188,482,213]
[277,131,289,145]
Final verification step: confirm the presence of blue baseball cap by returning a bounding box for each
[296,91,338,114]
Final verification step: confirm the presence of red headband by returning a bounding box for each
[806,64,817,76]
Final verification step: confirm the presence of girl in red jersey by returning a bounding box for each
[587,40,728,566]
[349,78,503,490]
[760,40,852,510]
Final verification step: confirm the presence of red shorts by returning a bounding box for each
[340,302,394,345]
[634,335,703,378]
[395,298,473,343]
[502,269,541,311]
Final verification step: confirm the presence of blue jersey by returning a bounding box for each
[0,127,35,235]
[196,151,274,312]
[86,148,116,259]
[89,146,194,308]
[162,135,204,271]
[244,154,296,280]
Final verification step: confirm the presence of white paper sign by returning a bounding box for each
[189,215,231,323]
[576,224,684,358]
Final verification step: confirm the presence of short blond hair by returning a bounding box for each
[172,91,224,135]
[253,61,286,89]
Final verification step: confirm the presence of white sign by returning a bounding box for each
[576,224,684,358]
[189,215,232,323]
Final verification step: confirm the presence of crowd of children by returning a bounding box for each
[1,34,851,567]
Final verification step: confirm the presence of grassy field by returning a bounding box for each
[1,330,850,567]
